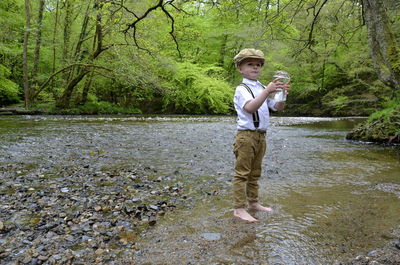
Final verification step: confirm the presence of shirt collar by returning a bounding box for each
[242,78,262,87]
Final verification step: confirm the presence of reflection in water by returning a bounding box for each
[0,115,399,264]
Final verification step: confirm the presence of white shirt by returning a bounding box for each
[234,78,277,131]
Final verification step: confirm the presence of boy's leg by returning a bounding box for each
[249,202,273,212]
[247,134,272,212]
[233,131,258,221]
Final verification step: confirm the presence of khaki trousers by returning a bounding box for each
[233,130,266,209]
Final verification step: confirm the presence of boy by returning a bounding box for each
[233,48,289,222]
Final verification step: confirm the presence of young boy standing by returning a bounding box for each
[233,48,289,222]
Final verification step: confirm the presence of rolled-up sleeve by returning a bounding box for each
[235,86,254,110]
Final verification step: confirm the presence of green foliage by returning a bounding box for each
[332,95,349,107]
[163,62,234,114]
[0,0,398,120]
[368,97,400,122]
[0,64,20,106]
[0,0,24,91]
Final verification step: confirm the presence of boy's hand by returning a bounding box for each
[265,78,290,95]
[283,81,291,95]
[265,78,284,95]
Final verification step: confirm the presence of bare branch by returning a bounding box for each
[161,1,182,59]
[295,0,329,54]
[307,0,329,46]
[122,0,163,35]
[121,0,181,56]
[111,0,139,19]
[34,63,112,98]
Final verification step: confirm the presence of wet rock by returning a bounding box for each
[149,205,159,211]
[37,222,59,231]
[148,216,157,226]
[21,255,32,264]
[395,242,400,250]
[157,210,166,216]
[368,250,379,257]
[201,232,221,241]
[131,198,141,203]
[124,205,136,214]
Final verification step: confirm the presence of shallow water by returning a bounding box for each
[0,115,399,264]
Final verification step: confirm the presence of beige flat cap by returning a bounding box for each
[233,48,265,66]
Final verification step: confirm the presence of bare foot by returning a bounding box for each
[234,208,258,222]
[249,202,273,212]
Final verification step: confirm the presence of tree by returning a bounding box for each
[23,0,31,107]
[32,0,45,85]
[361,0,400,92]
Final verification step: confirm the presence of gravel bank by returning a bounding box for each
[0,162,192,264]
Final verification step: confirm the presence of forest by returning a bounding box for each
[0,0,399,143]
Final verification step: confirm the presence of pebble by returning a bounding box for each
[201,233,221,241]
[95,248,106,255]
[395,242,400,250]
[149,205,159,211]
[22,255,32,264]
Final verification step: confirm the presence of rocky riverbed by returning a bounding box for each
[0,162,198,264]
[1,115,399,264]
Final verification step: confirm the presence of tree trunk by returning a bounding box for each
[51,0,59,91]
[32,0,45,81]
[362,0,400,90]
[62,0,73,85]
[59,67,91,108]
[218,34,228,67]
[23,0,31,108]
[57,0,106,108]
[265,0,270,18]
[74,1,91,62]
[68,1,92,84]
[80,70,94,105]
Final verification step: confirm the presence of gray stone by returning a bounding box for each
[201,232,221,241]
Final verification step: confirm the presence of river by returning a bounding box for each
[0,115,399,264]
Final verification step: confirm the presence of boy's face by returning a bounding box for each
[237,58,263,80]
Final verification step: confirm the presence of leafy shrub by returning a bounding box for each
[368,97,400,122]
[0,64,20,106]
[163,62,234,114]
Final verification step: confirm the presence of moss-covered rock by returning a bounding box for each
[346,105,400,144]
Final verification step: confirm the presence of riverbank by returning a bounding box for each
[0,162,195,264]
